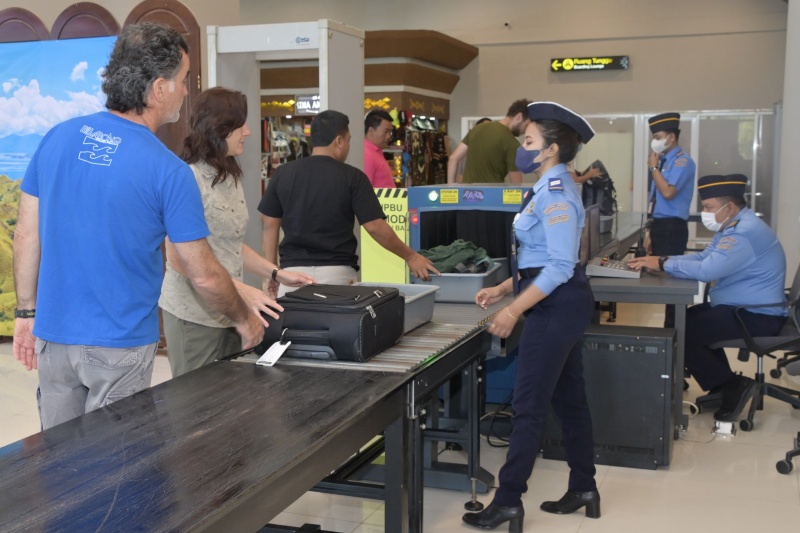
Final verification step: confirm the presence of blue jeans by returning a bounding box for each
[36,339,156,430]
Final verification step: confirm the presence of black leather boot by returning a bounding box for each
[462,502,525,532]
[540,490,601,518]
[714,374,757,422]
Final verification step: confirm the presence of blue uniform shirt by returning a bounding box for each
[515,163,584,295]
[650,145,695,220]
[665,207,787,316]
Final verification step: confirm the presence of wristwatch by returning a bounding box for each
[658,256,669,271]
[14,308,35,319]
[648,165,659,173]
[271,267,281,281]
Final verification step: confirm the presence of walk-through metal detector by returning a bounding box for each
[207,20,365,286]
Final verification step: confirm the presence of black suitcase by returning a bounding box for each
[257,284,404,362]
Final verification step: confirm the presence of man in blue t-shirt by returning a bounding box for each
[12,23,263,430]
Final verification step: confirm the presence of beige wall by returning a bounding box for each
[777,1,800,279]
[9,0,787,135]
[239,0,788,139]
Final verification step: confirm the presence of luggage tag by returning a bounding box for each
[256,328,291,367]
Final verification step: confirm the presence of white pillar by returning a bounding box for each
[777,2,800,275]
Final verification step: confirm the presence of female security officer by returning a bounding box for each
[463,102,599,532]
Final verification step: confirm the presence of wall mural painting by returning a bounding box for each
[0,36,116,335]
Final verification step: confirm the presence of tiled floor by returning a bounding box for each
[2,303,800,532]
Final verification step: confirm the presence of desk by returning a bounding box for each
[0,327,491,533]
[589,272,699,433]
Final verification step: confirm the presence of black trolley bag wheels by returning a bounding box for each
[256,284,405,362]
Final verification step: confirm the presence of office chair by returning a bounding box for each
[776,431,800,474]
[696,264,800,431]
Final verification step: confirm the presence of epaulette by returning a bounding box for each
[724,219,740,231]
[548,177,564,191]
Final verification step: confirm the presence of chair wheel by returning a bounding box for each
[776,459,794,475]
[739,419,754,432]
[770,368,782,379]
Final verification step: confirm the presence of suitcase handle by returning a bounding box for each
[281,328,330,346]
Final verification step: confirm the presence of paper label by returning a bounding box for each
[256,341,291,367]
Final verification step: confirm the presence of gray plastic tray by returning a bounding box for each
[411,262,502,303]
[356,282,440,333]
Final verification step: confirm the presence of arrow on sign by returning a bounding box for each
[551,59,562,71]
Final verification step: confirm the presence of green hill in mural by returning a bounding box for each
[0,174,21,336]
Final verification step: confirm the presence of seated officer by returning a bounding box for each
[629,174,788,422]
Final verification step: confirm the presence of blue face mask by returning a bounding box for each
[515,145,542,174]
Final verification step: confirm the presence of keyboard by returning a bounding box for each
[586,257,641,279]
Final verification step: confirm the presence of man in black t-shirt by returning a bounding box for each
[259,110,438,296]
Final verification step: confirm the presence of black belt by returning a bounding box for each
[518,267,543,279]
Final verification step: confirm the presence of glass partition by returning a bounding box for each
[577,116,635,212]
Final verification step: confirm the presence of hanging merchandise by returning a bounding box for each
[262,116,311,179]
[399,111,449,186]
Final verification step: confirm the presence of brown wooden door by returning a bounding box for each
[0,8,48,42]
[125,0,200,156]
[51,3,119,40]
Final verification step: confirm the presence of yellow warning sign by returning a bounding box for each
[503,189,523,204]
[361,188,409,283]
[440,189,460,204]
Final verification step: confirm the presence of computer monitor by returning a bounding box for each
[580,204,601,266]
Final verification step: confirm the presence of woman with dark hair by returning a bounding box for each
[464,102,600,532]
[159,87,314,377]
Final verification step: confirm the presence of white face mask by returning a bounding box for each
[650,136,670,154]
[701,203,730,232]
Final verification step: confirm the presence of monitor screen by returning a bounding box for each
[580,204,601,266]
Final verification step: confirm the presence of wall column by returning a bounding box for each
[777,0,800,274]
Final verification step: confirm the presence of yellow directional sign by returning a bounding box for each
[550,55,629,72]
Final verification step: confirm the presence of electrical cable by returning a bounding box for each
[481,391,514,448]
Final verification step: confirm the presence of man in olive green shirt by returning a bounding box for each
[447,99,530,184]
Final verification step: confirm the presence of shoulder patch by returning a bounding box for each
[548,214,570,225]
[544,202,569,215]
[548,177,564,191]
[674,158,688,167]
[717,235,737,251]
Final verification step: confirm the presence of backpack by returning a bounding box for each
[580,160,617,216]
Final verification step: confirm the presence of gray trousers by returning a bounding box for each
[36,339,157,430]
[162,310,242,379]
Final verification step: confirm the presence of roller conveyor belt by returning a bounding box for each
[237,298,512,373]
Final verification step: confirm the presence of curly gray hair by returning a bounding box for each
[102,22,189,114]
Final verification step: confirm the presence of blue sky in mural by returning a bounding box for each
[0,36,116,179]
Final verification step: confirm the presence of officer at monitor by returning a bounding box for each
[629,174,788,422]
